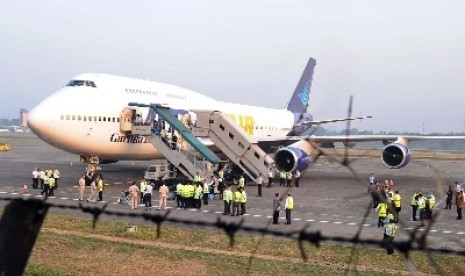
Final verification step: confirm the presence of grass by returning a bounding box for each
[15,213,464,275]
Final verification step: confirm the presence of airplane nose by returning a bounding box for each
[28,104,51,139]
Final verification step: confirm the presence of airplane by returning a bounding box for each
[27,58,465,174]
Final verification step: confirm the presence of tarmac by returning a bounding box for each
[1,133,465,253]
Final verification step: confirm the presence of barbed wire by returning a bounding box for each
[0,192,464,261]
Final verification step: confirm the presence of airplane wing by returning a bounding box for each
[295,115,373,126]
[255,134,465,151]
[255,134,465,172]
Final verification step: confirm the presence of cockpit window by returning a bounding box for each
[66,80,97,88]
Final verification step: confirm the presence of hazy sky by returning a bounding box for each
[1,1,465,133]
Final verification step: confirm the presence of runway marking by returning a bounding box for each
[2,191,465,236]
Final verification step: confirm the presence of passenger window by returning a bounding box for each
[78,115,81,121]
[60,115,64,120]
[83,116,86,122]
[72,115,76,120]
[99,116,102,122]
[66,115,70,120]
[88,116,92,121]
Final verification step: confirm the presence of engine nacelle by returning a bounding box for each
[381,143,411,169]
[274,140,313,172]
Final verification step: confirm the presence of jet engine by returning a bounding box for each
[381,142,411,169]
[274,140,313,172]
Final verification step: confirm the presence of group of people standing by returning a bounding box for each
[127,178,170,210]
[32,167,60,196]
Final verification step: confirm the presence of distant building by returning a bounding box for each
[20,108,28,128]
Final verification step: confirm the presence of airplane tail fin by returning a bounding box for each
[286,57,316,115]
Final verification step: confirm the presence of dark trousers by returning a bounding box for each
[33,178,38,189]
[412,205,418,220]
[378,216,385,227]
[295,178,300,188]
[195,198,201,209]
[40,179,44,190]
[223,201,230,215]
[98,191,103,201]
[258,184,262,197]
[240,203,246,215]
[273,210,280,224]
[54,178,59,189]
[446,199,452,209]
[41,184,49,195]
[383,234,395,255]
[285,209,292,224]
[267,177,272,187]
[232,202,240,216]
[395,207,401,222]
[203,193,209,205]
[143,194,152,207]
[280,178,284,186]
[457,207,462,220]
[176,194,181,207]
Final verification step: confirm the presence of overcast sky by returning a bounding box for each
[1,1,465,133]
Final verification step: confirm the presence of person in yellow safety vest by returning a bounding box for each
[376,200,388,227]
[411,192,419,221]
[383,214,398,255]
[41,174,50,196]
[392,190,401,223]
[279,170,286,187]
[48,177,55,196]
[45,168,52,178]
[222,185,231,215]
[232,187,242,216]
[240,187,247,215]
[194,172,201,183]
[97,176,104,201]
[286,171,292,187]
[182,182,191,209]
[187,182,195,208]
[176,182,184,208]
[140,178,147,204]
[417,193,427,227]
[194,183,202,209]
[285,193,294,224]
[227,186,233,215]
[237,175,245,189]
[52,168,60,189]
[202,180,209,205]
[427,192,436,221]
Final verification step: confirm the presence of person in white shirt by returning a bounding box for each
[144,183,153,209]
[267,168,274,187]
[39,169,45,190]
[32,168,39,189]
[256,173,263,197]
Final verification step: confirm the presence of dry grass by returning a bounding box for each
[20,214,465,275]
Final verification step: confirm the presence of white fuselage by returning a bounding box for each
[28,73,295,161]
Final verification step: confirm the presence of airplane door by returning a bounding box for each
[120,108,135,133]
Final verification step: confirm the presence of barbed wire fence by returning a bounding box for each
[1,145,464,275]
[1,102,465,275]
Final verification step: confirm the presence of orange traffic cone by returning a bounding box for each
[22,185,29,194]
